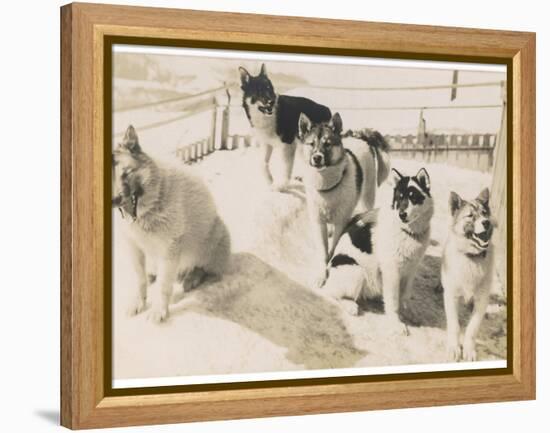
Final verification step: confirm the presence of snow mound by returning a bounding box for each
[113,148,506,381]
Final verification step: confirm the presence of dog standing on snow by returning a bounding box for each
[112,125,231,323]
[239,63,331,190]
[322,168,434,334]
[442,188,495,361]
[297,113,391,288]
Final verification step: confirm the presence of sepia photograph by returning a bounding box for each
[110,45,508,388]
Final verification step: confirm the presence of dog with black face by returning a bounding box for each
[239,63,331,190]
[321,168,433,331]
[297,112,391,289]
[442,188,495,361]
[112,125,231,323]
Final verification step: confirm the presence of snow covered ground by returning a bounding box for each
[112,147,507,382]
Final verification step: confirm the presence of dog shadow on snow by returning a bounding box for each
[171,252,365,370]
[357,252,507,360]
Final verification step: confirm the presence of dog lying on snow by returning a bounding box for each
[321,168,434,335]
[112,125,231,323]
[442,188,495,361]
[296,113,391,289]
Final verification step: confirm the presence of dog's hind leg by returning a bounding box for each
[204,218,231,277]
[328,220,347,259]
[182,267,207,291]
[358,160,377,212]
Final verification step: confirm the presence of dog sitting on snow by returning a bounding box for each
[112,125,231,323]
[297,113,391,289]
[322,168,434,335]
[442,188,495,361]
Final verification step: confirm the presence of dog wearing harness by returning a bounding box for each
[297,112,391,289]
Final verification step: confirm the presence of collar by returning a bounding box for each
[465,250,488,259]
[401,226,429,241]
[309,156,348,192]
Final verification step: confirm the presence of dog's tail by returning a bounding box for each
[343,128,391,186]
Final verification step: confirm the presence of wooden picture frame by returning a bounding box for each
[60,2,535,429]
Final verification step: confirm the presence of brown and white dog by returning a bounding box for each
[112,125,231,323]
[297,113,390,288]
[442,188,495,361]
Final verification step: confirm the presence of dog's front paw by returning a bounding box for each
[462,339,478,362]
[271,181,289,193]
[148,306,169,323]
[385,314,410,337]
[447,340,462,362]
[126,296,147,317]
[340,299,360,316]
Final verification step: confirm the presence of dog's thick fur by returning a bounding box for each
[442,188,495,361]
[112,125,231,323]
[322,168,434,333]
[239,63,331,190]
[297,112,391,288]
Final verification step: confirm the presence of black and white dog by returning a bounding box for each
[322,168,433,334]
[239,63,332,190]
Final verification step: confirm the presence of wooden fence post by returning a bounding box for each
[213,86,231,150]
[490,81,508,296]
[417,109,426,146]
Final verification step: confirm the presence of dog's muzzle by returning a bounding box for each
[471,227,492,249]
[310,153,325,168]
[258,101,275,115]
[112,193,139,221]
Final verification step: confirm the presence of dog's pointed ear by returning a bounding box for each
[329,112,343,135]
[259,63,267,76]
[238,66,251,87]
[120,125,141,153]
[389,168,403,187]
[298,113,312,140]
[449,191,464,216]
[476,187,490,208]
[415,168,431,193]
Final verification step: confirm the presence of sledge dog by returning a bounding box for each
[322,168,434,334]
[239,63,331,190]
[112,125,231,323]
[297,113,391,288]
[442,188,495,361]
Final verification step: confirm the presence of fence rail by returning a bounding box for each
[114,80,505,171]
[175,131,498,171]
[305,80,504,92]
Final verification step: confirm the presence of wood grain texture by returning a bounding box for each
[60,2,536,429]
[60,4,73,429]
[512,34,536,394]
